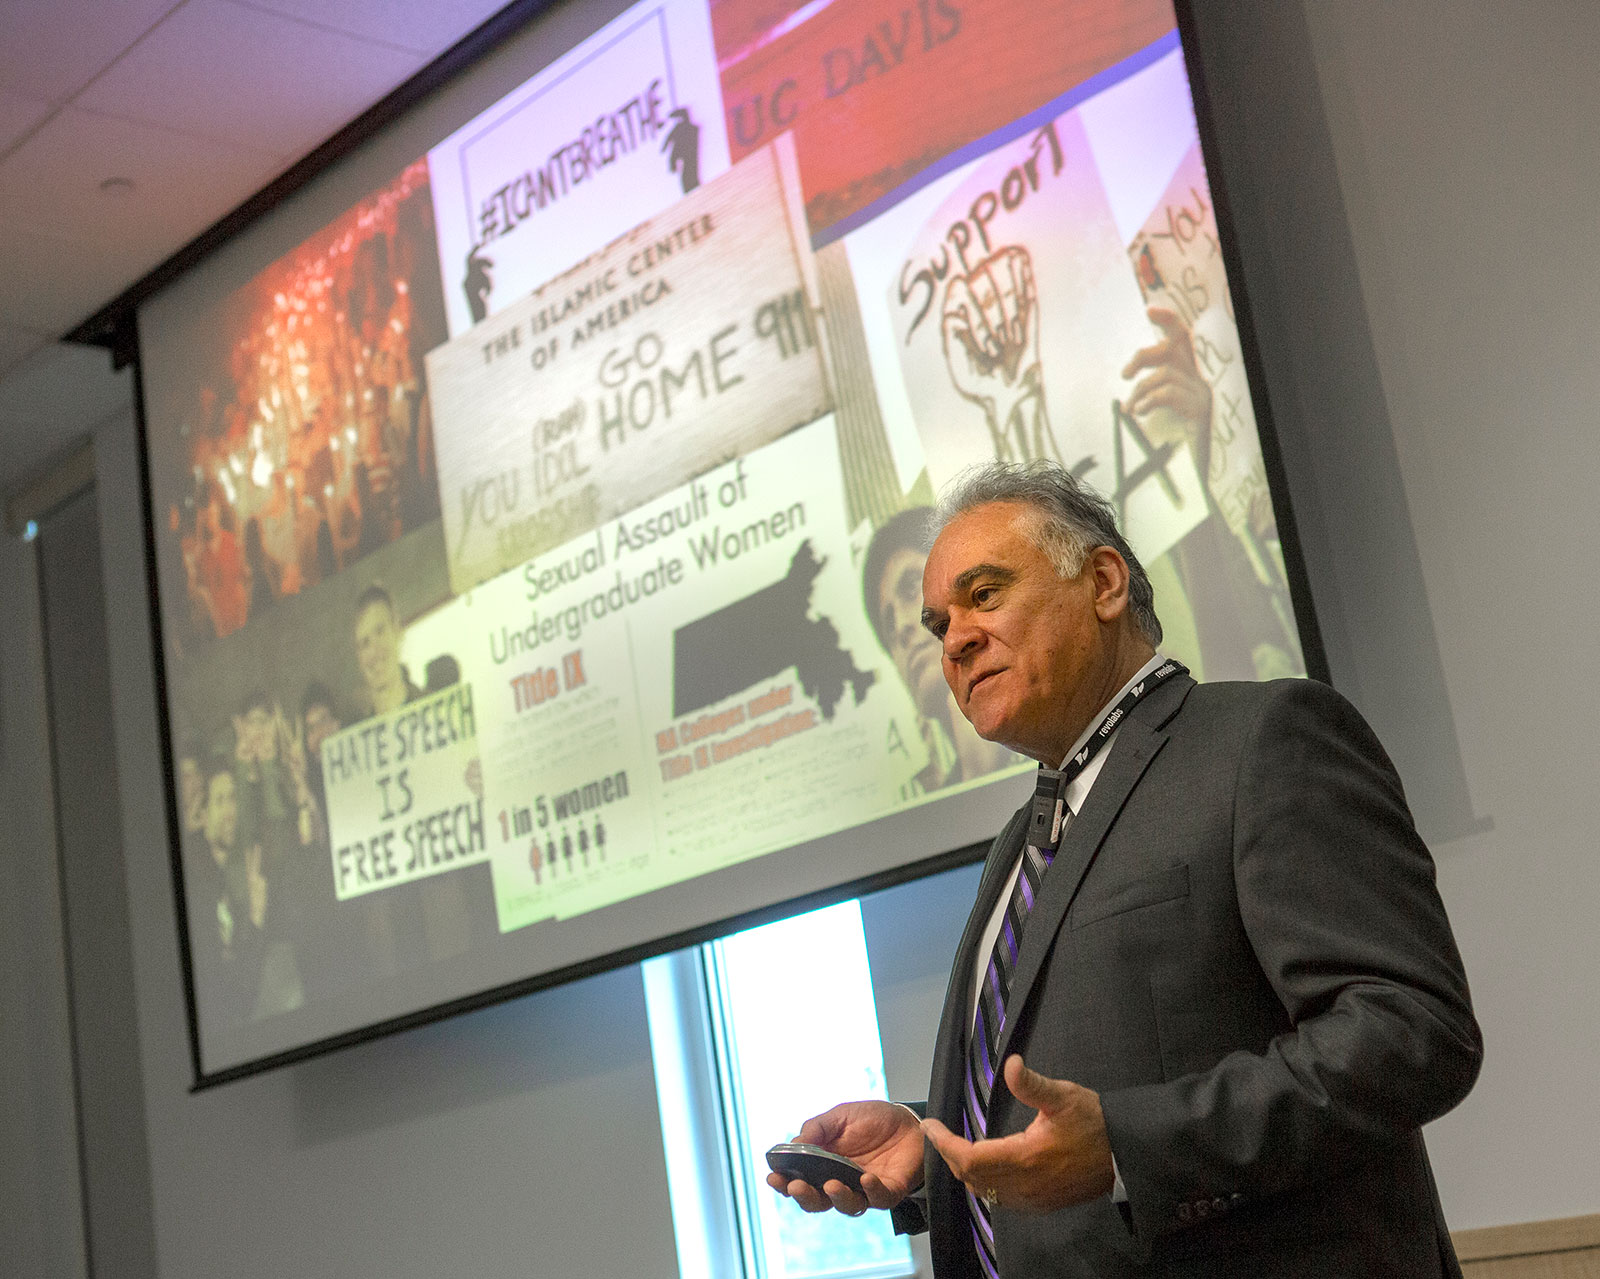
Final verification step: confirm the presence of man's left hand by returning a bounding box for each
[921,1055,1115,1214]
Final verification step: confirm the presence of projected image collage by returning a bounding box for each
[146,0,1302,1040]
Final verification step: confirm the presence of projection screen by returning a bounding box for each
[136,0,1319,1083]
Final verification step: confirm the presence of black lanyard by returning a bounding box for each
[1024,658,1188,852]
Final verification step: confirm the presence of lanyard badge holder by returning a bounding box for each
[1027,768,1069,853]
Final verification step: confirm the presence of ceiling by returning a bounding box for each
[0,0,514,499]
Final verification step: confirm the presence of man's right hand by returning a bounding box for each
[766,1100,925,1216]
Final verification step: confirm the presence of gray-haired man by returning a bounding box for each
[772,460,1480,1277]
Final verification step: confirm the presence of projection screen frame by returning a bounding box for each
[95,0,1331,1089]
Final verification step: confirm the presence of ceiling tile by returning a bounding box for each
[0,105,286,262]
[0,325,52,381]
[0,0,180,105]
[0,89,56,155]
[75,0,425,160]
[233,0,514,56]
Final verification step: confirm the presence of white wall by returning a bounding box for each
[1189,0,1600,1230]
[0,502,86,1277]
[1299,0,1600,1227]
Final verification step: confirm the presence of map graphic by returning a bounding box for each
[671,540,876,719]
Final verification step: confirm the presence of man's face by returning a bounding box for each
[876,547,947,719]
[304,702,340,758]
[355,601,403,699]
[921,502,1108,764]
[204,771,238,856]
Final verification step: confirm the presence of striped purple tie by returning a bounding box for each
[962,771,1068,1278]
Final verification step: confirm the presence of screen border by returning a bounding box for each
[104,0,1332,1089]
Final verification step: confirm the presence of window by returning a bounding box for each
[645,900,915,1279]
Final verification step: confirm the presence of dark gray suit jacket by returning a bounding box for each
[910,674,1481,1277]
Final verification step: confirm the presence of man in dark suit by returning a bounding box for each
[769,461,1481,1276]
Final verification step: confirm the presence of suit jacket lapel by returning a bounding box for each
[990,675,1195,1073]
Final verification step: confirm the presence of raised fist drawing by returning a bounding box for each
[941,246,1061,465]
